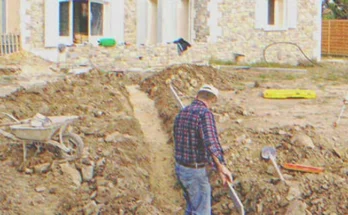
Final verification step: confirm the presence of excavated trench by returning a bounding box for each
[0,63,347,214]
[126,85,182,211]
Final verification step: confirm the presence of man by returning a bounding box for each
[174,84,233,215]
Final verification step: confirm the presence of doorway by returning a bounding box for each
[177,0,190,41]
[147,0,158,44]
[73,1,89,44]
[58,0,104,44]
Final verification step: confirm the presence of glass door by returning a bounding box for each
[88,0,105,45]
[73,0,89,44]
[59,0,73,45]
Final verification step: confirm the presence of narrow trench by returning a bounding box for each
[126,85,182,211]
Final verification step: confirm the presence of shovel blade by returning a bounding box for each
[261,146,277,160]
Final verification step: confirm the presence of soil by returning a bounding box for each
[0,53,347,215]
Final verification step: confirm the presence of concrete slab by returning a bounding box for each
[30,49,59,63]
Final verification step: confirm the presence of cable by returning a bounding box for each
[263,42,322,67]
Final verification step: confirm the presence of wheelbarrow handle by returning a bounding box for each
[0,121,26,127]
[1,112,20,122]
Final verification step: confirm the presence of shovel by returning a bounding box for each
[228,182,245,215]
[333,100,347,127]
[169,83,185,108]
[261,146,285,182]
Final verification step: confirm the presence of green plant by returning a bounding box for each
[248,62,296,68]
[285,74,296,80]
[209,57,236,65]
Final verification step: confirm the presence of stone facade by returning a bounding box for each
[21,0,322,68]
[21,0,45,49]
[124,0,137,44]
[194,0,209,42]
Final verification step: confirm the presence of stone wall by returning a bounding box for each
[23,0,45,49]
[194,0,209,42]
[24,0,321,67]
[124,0,136,44]
[59,42,212,71]
[216,0,321,64]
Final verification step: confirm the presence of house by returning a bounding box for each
[0,0,20,34]
[18,0,322,67]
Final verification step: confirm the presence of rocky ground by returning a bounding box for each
[0,53,347,215]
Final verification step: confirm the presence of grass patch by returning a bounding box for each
[284,74,296,80]
[248,62,297,68]
[308,64,348,83]
[255,72,302,82]
[209,57,236,65]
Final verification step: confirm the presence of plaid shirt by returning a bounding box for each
[174,99,226,166]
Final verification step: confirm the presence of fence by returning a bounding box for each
[0,34,21,56]
[322,20,348,56]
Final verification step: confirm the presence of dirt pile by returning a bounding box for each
[0,70,170,214]
[0,62,347,215]
[140,64,244,135]
[140,64,347,215]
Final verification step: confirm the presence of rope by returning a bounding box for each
[262,42,322,67]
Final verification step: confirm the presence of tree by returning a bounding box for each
[323,0,348,19]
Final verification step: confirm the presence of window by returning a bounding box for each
[91,2,103,36]
[59,2,70,36]
[268,0,275,25]
[46,0,123,47]
[255,0,297,31]
[268,0,285,27]
[1,0,6,33]
[147,0,158,44]
[177,0,190,41]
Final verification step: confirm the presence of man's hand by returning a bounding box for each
[218,165,233,186]
[211,155,233,186]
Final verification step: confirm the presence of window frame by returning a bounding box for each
[255,0,297,31]
[90,1,104,36]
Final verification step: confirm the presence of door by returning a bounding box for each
[88,0,105,45]
[45,0,73,47]
[45,0,121,47]
[59,0,74,45]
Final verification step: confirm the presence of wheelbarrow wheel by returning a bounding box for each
[61,132,84,159]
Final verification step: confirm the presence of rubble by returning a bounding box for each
[0,62,347,214]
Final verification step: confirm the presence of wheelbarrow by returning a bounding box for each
[0,113,84,162]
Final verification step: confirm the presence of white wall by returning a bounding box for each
[160,0,177,43]
[177,0,189,41]
[313,0,322,61]
[207,0,222,43]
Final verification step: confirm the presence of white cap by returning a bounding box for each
[198,84,219,98]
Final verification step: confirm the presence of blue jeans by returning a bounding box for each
[175,163,212,215]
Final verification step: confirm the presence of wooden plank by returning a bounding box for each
[10,34,13,54]
[2,35,5,55]
[15,35,19,52]
[4,34,8,55]
[0,35,2,56]
[18,35,21,51]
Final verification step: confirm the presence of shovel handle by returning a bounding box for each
[169,84,185,109]
[335,104,346,126]
[0,121,25,127]
[227,182,245,215]
[269,155,285,182]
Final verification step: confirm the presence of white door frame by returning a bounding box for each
[58,0,74,45]
[88,0,107,46]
